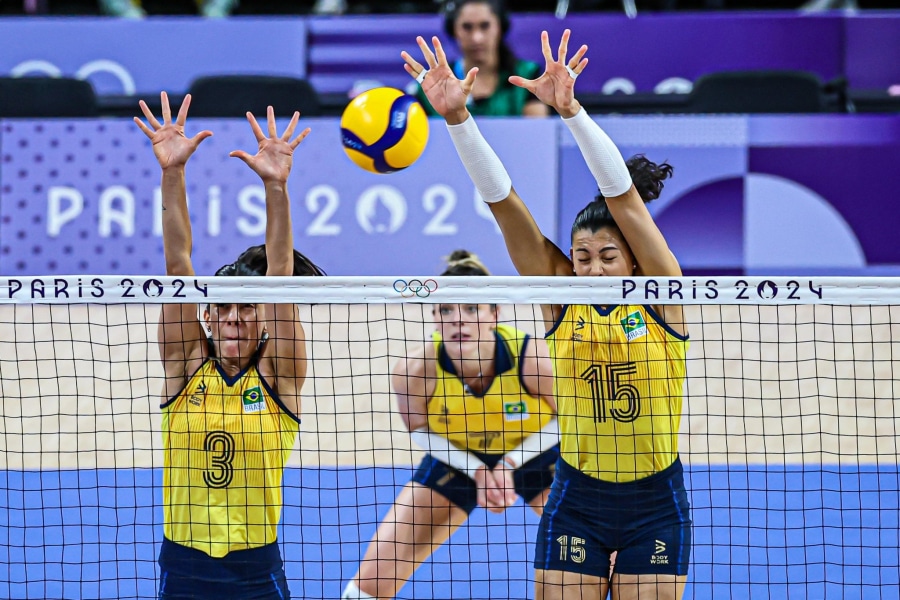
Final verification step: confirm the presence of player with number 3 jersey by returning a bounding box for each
[137,91,325,600]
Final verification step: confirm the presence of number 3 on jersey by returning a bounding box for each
[580,362,641,423]
[203,431,235,488]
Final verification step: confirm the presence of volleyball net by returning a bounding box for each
[1,275,898,599]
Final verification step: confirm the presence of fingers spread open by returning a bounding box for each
[160,91,172,125]
[246,111,265,142]
[508,75,534,92]
[282,111,300,141]
[460,66,479,95]
[190,130,213,147]
[557,28,570,66]
[175,94,191,127]
[139,100,161,130]
[228,150,252,164]
[540,30,554,66]
[401,50,426,77]
[266,105,277,139]
[432,36,449,67]
[289,127,311,150]
[133,116,154,138]
[417,36,438,69]
[569,44,588,70]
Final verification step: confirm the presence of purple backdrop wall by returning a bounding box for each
[2,115,900,277]
[0,118,557,276]
[1,14,897,98]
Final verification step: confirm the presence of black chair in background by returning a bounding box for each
[686,70,826,114]
[0,77,99,117]
[186,75,321,118]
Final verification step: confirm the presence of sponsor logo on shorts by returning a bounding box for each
[651,539,669,565]
[620,310,648,341]
[242,386,266,413]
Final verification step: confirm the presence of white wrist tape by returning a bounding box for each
[503,418,560,469]
[409,428,487,480]
[446,116,512,203]
[341,581,375,600]
[562,108,632,198]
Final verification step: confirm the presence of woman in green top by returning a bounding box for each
[416,0,549,118]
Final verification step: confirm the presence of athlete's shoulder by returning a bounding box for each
[495,323,528,342]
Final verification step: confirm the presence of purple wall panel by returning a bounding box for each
[506,14,845,94]
[844,14,900,90]
[0,17,307,96]
[0,118,557,277]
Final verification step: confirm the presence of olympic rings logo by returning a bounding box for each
[9,59,137,95]
[393,278,438,298]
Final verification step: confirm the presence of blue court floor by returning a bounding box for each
[1,465,898,599]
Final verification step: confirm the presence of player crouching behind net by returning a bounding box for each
[342,250,559,600]
[135,93,324,600]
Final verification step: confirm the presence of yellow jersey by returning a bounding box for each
[546,304,688,483]
[427,324,554,454]
[161,359,300,558]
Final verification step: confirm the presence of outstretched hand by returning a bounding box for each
[229,107,310,185]
[402,36,474,124]
[509,29,588,118]
[134,92,212,170]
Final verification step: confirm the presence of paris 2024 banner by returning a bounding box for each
[2,115,900,277]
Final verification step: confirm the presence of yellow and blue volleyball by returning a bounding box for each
[340,87,429,174]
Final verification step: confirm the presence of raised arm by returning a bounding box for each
[229,108,311,417]
[134,92,213,394]
[391,342,434,433]
[511,30,681,279]
[402,36,571,279]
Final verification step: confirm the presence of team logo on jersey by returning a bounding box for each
[504,400,528,421]
[189,380,207,406]
[620,311,648,341]
[575,316,586,330]
[242,386,266,413]
[650,539,669,565]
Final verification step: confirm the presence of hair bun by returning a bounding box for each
[446,249,475,265]
[441,249,491,276]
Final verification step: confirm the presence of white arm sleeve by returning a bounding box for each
[502,418,560,469]
[445,116,513,203]
[409,428,487,480]
[561,107,632,198]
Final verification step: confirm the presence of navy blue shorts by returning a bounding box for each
[158,538,290,600]
[411,445,560,514]
[534,457,691,578]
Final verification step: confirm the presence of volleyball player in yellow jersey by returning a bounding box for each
[342,250,559,600]
[404,30,690,600]
[135,92,323,600]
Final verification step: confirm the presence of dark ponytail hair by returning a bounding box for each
[570,155,674,240]
[215,244,326,277]
[441,249,491,276]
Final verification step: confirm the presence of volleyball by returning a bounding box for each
[340,87,429,174]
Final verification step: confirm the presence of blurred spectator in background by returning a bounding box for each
[414,0,549,117]
[100,0,237,17]
[799,0,857,10]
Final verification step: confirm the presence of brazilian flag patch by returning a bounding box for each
[504,400,528,421]
[620,310,648,341]
[242,386,266,413]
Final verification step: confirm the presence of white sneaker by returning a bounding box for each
[100,0,145,18]
[313,0,347,15]
[201,0,238,17]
